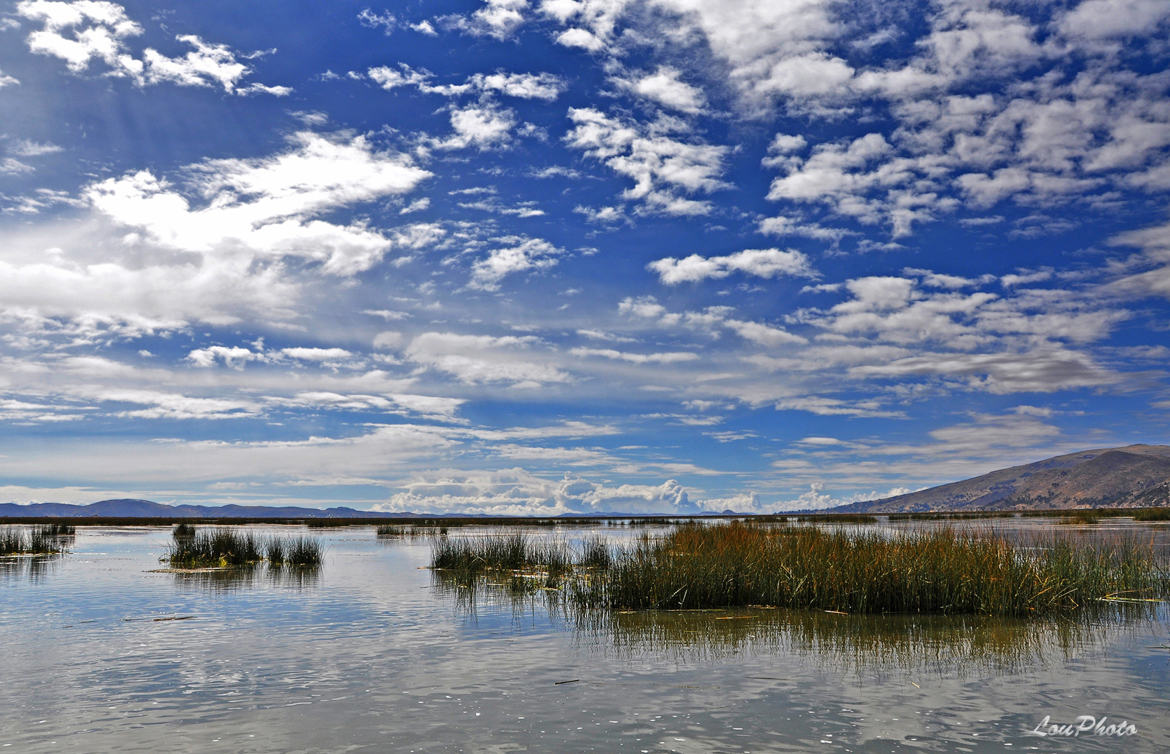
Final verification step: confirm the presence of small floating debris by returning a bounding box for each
[554,679,580,686]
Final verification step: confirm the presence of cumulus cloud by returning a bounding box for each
[87,131,431,276]
[378,468,697,515]
[648,248,816,284]
[404,332,570,385]
[623,67,706,114]
[17,1,287,94]
[368,64,564,100]
[565,107,728,215]
[470,237,563,289]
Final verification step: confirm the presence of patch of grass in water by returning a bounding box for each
[1133,508,1170,522]
[573,522,1166,617]
[1,525,70,556]
[165,527,322,568]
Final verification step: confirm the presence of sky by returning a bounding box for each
[1,0,1169,514]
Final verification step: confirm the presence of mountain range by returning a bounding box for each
[0,499,390,519]
[834,444,1170,513]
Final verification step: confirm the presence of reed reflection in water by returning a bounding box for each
[169,562,322,593]
[432,568,1160,679]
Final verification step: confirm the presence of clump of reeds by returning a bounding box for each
[39,522,76,536]
[1133,508,1170,522]
[1,525,69,556]
[573,522,1166,617]
[164,528,322,568]
[283,537,323,566]
[430,533,572,577]
[172,522,196,539]
[578,536,613,570]
[376,525,407,537]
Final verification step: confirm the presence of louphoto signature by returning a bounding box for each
[1029,715,1137,738]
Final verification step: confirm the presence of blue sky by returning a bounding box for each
[1,0,1169,514]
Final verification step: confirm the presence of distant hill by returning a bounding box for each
[834,444,1170,513]
[0,498,393,519]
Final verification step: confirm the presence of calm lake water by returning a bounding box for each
[2,519,1169,752]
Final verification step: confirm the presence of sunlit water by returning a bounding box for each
[2,520,1169,752]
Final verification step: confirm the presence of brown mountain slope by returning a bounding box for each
[833,444,1170,513]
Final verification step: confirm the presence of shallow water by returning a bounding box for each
[2,520,1169,752]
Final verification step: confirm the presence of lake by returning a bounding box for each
[2,519,1169,752]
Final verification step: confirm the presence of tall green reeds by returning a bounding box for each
[430,533,571,576]
[0,525,70,555]
[577,522,1164,616]
[165,527,322,568]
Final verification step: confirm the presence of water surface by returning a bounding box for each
[2,520,1168,752]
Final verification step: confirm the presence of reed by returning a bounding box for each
[165,528,321,568]
[1133,508,1170,522]
[172,522,196,539]
[573,522,1165,616]
[430,533,572,576]
[1,525,69,555]
[376,525,407,537]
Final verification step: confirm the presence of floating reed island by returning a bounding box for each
[430,522,1167,618]
[0,524,74,556]
[164,527,322,569]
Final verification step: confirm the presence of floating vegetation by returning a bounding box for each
[164,527,322,569]
[0,525,71,556]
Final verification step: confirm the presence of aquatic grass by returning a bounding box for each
[578,536,613,570]
[165,528,322,569]
[573,522,1166,617]
[1133,508,1170,522]
[283,536,323,567]
[430,533,572,578]
[1,525,69,555]
[172,522,196,539]
[376,524,407,537]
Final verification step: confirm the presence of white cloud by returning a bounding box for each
[369,65,563,100]
[570,347,698,364]
[466,0,529,39]
[470,237,563,290]
[378,468,696,515]
[187,346,266,369]
[17,1,286,94]
[565,107,728,215]
[648,247,816,284]
[437,103,516,150]
[555,26,604,51]
[1058,0,1170,40]
[471,71,564,100]
[404,332,570,385]
[87,131,431,276]
[0,70,18,87]
[626,67,706,114]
